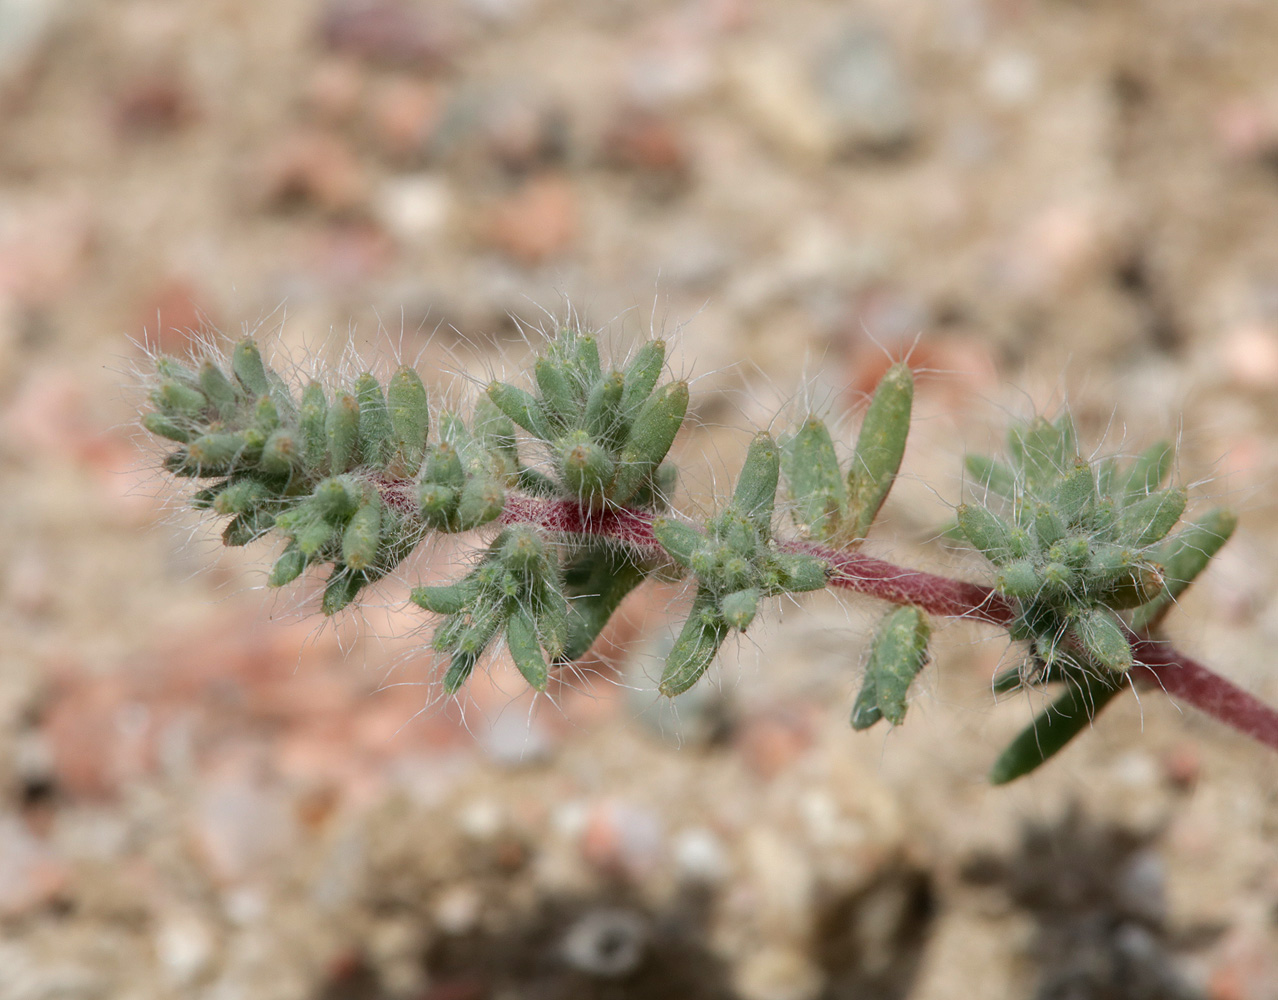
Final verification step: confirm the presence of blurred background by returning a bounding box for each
[2,0,1278,997]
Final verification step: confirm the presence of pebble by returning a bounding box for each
[457,798,503,841]
[433,882,482,934]
[736,708,813,780]
[601,106,691,180]
[580,799,664,879]
[369,76,443,158]
[481,90,566,172]
[1207,919,1278,1000]
[733,946,825,1000]
[1116,848,1167,925]
[154,911,216,986]
[306,58,366,123]
[1219,324,1278,389]
[255,129,369,215]
[673,826,730,884]
[41,669,129,799]
[551,799,589,838]
[375,173,452,245]
[319,0,455,70]
[114,71,195,135]
[729,43,834,161]
[981,50,1039,108]
[367,915,428,995]
[1214,98,1278,161]
[0,813,68,917]
[1160,743,1201,790]
[1110,751,1160,791]
[481,173,578,264]
[814,24,916,154]
[559,907,649,978]
[222,886,267,926]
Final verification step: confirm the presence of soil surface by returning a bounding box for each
[1,1,1277,998]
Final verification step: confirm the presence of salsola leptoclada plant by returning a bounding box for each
[140,324,1278,782]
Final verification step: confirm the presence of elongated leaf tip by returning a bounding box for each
[989,681,1123,784]
[846,363,914,540]
[659,589,728,696]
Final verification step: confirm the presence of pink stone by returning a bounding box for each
[255,129,369,215]
[481,174,579,265]
[0,816,68,917]
[1220,325,1278,389]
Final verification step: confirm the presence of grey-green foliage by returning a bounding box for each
[647,363,921,701]
[652,433,831,696]
[412,526,567,692]
[145,333,921,722]
[143,331,1237,786]
[775,364,936,731]
[958,416,1236,780]
[484,330,686,511]
[435,327,696,676]
[144,327,695,692]
[780,362,914,546]
[851,607,931,729]
[145,340,491,615]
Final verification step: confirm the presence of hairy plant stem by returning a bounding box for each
[411,490,1278,753]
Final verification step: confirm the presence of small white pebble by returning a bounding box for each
[674,827,730,883]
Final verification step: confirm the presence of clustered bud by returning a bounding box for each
[411,525,568,692]
[143,327,693,694]
[653,433,831,696]
[144,338,526,615]
[485,331,686,511]
[962,417,1183,677]
[958,415,1236,781]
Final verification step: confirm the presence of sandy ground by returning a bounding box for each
[1,1,1277,997]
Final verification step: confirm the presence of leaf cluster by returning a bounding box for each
[956,418,1236,780]
[139,328,1239,784]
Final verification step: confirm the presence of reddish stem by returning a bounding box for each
[1129,641,1278,752]
[487,494,1278,753]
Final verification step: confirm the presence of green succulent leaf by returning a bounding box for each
[1121,487,1187,547]
[231,339,271,398]
[557,543,649,662]
[386,366,430,476]
[964,453,1016,498]
[989,675,1124,784]
[847,362,913,540]
[1121,440,1174,504]
[506,609,549,691]
[857,606,931,727]
[659,587,730,697]
[1132,508,1237,632]
[781,418,847,540]
[733,433,781,535]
